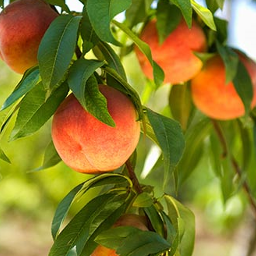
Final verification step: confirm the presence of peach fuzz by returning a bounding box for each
[51,85,141,173]
[135,18,207,85]
[191,54,256,120]
[91,214,149,256]
[0,0,58,74]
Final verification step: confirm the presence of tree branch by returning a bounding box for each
[125,159,143,194]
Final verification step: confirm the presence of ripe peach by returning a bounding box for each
[91,214,149,256]
[191,53,256,120]
[52,85,141,173]
[135,18,207,85]
[0,0,58,74]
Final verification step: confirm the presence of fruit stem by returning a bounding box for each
[125,159,143,194]
[212,119,256,220]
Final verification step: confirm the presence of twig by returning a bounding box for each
[211,119,256,220]
[125,159,143,194]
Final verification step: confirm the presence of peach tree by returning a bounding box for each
[1,0,256,255]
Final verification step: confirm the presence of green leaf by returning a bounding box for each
[85,75,116,127]
[171,0,192,28]
[0,104,19,135]
[96,226,171,256]
[133,192,154,208]
[103,66,144,121]
[46,0,70,12]
[80,173,132,194]
[1,67,40,111]
[86,0,132,45]
[191,0,216,30]
[112,20,164,87]
[146,108,185,184]
[209,122,236,202]
[67,59,115,126]
[206,0,225,13]
[144,204,165,237]
[49,193,128,256]
[10,82,69,140]
[161,212,178,255]
[169,83,193,131]
[51,182,85,239]
[38,15,82,90]
[217,43,239,84]
[0,147,11,163]
[33,140,62,171]
[80,6,100,53]
[156,0,182,44]
[165,195,195,256]
[237,120,252,171]
[125,0,153,27]
[51,174,132,241]
[175,118,211,188]
[233,59,253,118]
[96,41,127,80]
[68,59,104,102]
[214,17,228,44]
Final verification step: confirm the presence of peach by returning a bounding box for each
[0,0,58,74]
[51,85,141,173]
[135,18,207,85]
[91,214,149,256]
[191,53,256,120]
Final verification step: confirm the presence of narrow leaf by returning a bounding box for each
[38,15,81,90]
[104,66,144,121]
[48,193,127,256]
[0,148,11,163]
[133,192,154,208]
[96,226,171,256]
[33,140,62,171]
[112,20,164,87]
[1,67,40,111]
[144,204,165,237]
[46,0,70,13]
[233,59,253,117]
[217,43,239,84]
[165,195,195,256]
[67,59,114,126]
[206,0,225,13]
[125,0,153,27]
[51,182,85,239]
[85,76,116,127]
[96,41,127,80]
[156,0,182,44]
[117,230,171,256]
[80,6,100,53]
[169,83,193,131]
[86,0,132,45]
[146,108,185,183]
[68,59,104,103]
[175,118,211,188]
[191,0,216,30]
[10,82,69,140]
[171,0,192,27]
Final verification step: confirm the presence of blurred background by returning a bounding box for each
[0,0,256,255]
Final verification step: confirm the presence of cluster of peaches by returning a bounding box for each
[1,0,255,175]
[1,0,255,255]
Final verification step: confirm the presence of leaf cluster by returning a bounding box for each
[0,0,256,255]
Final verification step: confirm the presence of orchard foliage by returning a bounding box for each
[0,0,256,256]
